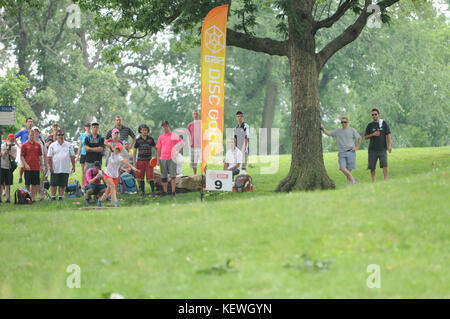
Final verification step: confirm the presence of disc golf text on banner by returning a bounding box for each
[200,4,229,174]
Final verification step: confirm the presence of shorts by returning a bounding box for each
[368,150,388,170]
[338,151,356,170]
[160,159,177,179]
[0,168,13,185]
[85,183,107,195]
[80,154,87,164]
[136,160,154,180]
[50,173,69,187]
[104,173,119,187]
[190,147,201,168]
[24,170,40,185]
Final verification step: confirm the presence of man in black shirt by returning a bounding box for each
[105,115,136,148]
[133,124,156,196]
[364,108,392,182]
[84,122,105,174]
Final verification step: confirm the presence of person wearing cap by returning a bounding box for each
[84,122,105,174]
[105,115,136,148]
[47,129,76,201]
[32,126,49,201]
[105,128,126,166]
[156,120,183,197]
[98,143,139,207]
[46,122,60,148]
[234,111,250,171]
[0,133,18,203]
[14,117,35,184]
[84,160,106,206]
[134,124,156,196]
[20,129,43,201]
[76,122,91,187]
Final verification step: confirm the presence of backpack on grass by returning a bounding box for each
[232,174,253,193]
[65,179,83,198]
[14,188,33,205]
[118,173,137,194]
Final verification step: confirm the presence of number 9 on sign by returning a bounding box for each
[206,170,232,192]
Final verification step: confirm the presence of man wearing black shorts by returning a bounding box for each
[20,129,43,201]
[47,129,76,200]
[84,122,104,174]
[364,108,392,182]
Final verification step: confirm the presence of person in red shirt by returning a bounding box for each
[156,120,183,197]
[20,129,43,201]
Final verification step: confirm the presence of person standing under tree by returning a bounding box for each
[15,117,34,184]
[47,129,76,201]
[0,134,17,203]
[32,127,49,201]
[321,117,362,185]
[84,122,104,174]
[76,122,91,187]
[156,120,183,197]
[133,124,156,197]
[105,115,137,148]
[234,111,250,172]
[187,109,201,175]
[364,108,392,182]
[20,129,43,202]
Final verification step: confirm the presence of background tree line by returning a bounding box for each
[0,0,448,152]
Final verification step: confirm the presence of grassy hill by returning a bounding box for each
[0,147,448,298]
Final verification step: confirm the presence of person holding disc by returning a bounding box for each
[98,143,139,207]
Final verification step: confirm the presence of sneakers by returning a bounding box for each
[58,196,63,201]
[160,192,168,197]
[172,192,176,197]
[115,201,120,207]
[97,201,103,207]
[352,178,359,185]
[85,199,90,206]
[51,196,56,201]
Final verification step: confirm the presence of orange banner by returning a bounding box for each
[201,5,229,174]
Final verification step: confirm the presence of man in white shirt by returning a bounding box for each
[47,129,76,200]
[223,138,243,177]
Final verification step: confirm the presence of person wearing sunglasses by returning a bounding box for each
[47,129,76,200]
[321,117,361,185]
[364,108,392,182]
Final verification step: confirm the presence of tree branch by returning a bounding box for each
[316,0,400,71]
[226,29,288,57]
[51,13,69,49]
[314,0,351,30]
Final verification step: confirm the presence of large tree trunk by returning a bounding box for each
[276,31,335,192]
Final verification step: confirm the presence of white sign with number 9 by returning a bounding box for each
[206,170,233,192]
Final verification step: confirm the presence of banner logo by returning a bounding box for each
[205,25,226,54]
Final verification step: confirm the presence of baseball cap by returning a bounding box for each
[112,128,120,134]
[161,120,169,127]
[7,134,15,139]
[31,126,40,131]
[84,122,91,127]
[93,161,101,168]
[91,122,99,126]
[115,144,123,151]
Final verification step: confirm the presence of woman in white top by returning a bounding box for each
[98,143,138,207]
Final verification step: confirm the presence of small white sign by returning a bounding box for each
[0,106,16,126]
[206,170,233,192]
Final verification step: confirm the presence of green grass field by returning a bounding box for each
[0,147,449,298]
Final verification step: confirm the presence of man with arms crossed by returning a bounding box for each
[364,108,392,181]
[321,117,362,185]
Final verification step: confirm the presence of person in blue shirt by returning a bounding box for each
[75,122,91,187]
[14,117,34,184]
